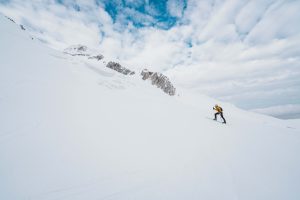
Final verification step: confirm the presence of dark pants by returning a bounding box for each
[214,112,226,123]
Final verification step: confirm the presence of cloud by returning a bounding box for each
[0,0,108,49]
[252,104,300,119]
[244,0,300,43]
[167,0,186,18]
[0,0,300,119]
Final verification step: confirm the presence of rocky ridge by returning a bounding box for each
[141,69,176,96]
[64,44,176,96]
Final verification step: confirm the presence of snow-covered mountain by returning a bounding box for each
[0,15,300,200]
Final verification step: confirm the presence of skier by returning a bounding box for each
[213,104,226,124]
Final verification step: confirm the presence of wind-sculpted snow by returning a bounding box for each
[1,15,300,200]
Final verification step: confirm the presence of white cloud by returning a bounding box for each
[117,7,156,27]
[167,0,185,18]
[0,0,106,49]
[252,104,300,119]
[244,0,300,43]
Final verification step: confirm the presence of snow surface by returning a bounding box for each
[0,16,300,200]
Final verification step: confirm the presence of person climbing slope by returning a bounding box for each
[213,104,226,124]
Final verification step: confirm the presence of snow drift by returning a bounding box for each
[0,15,300,200]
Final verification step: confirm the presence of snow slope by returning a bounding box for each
[0,16,300,200]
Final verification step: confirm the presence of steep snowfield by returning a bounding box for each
[0,16,300,200]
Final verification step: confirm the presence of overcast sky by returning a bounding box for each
[1,0,300,119]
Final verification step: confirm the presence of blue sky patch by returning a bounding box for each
[100,0,187,29]
[34,0,188,29]
[0,0,10,4]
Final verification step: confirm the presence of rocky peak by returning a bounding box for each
[88,54,104,61]
[63,45,104,61]
[141,69,176,96]
[5,16,15,23]
[63,45,91,56]
[20,25,26,30]
[63,45,175,96]
[106,61,135,75]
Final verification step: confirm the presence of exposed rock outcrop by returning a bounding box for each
[20,25,26,30]
[64,45,135,76]
[5,16,15,23]
[64,45,104,61]
[88,54,104,61]
[63,45,91,56]
[106,61,135,75]
[141,69,176,96]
